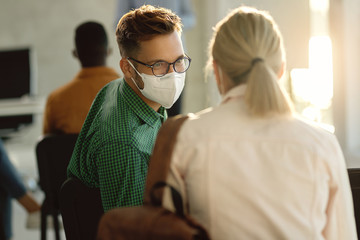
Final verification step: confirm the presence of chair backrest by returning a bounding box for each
[348,168,360,238]
[36,134,79,209]
[59,177,104,240]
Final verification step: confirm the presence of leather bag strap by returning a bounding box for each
[150,181,185,216]
[144,114,189,205]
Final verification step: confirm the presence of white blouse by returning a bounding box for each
[163,84,357,240]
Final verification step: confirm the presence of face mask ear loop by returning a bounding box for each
[127,59,142,89]
[127,59,143,77]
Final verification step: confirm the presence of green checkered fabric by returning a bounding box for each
[67,78,167,212]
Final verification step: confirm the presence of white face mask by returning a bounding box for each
[128,60,185,109]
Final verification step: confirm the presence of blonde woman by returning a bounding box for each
[163,6,357,239]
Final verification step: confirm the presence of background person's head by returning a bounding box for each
[73,21,109,68]
[209,6,293,117]
[116,5,186,110]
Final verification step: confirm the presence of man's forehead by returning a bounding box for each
[137,32,184,63]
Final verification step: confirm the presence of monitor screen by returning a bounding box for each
[0,48,36,131]
[0,48,33,99]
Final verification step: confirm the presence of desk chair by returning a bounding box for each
[348,168,360,238]
[59,177,104,240]
[35,134,78,240]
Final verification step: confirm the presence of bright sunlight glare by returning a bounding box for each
[308,36,333,107]
[309,0,329,12]
[291,36,333,109]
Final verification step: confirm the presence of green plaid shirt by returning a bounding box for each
[67,78,166,212]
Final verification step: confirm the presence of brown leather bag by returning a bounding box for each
[97,115,211,240]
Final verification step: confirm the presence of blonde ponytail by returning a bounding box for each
[244,60,292,116]
[209,6,293,117]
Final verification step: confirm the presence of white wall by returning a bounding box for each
[330,0,360,166]
[343,0,360,157]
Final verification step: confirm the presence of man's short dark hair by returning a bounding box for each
[116,5,182,58]
[75,21,108,66]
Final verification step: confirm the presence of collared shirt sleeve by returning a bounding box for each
[322,135,357,240]
[96,142,148,212]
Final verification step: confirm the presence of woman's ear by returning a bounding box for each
[213,60,225,95]
[213,60,221,88]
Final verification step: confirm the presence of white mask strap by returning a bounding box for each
[127,59,142,76]
[127,59,143,89]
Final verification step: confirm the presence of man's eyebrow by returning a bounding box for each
[146,54,185,64]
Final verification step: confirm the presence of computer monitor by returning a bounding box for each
[0,47,37,131]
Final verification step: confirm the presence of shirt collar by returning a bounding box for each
[121,79,167,127]
[221,84,247,104]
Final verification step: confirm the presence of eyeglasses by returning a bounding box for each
[127,55,191,77]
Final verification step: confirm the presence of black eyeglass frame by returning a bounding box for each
[127,54,191,77]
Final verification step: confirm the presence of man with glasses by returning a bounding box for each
[115,0,196,116]
[67,5,190,212]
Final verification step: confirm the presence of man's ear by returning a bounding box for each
[120,58,133,79]
[72,49,78,59]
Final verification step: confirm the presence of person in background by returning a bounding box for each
[67,5,190,211]
[43,21,119,134]
[115,0,196,116]
[163,6,357,239]
[0,139,41,240]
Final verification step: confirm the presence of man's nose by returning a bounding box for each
[168,63,175,73]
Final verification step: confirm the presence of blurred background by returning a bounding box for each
[1,0,360,239]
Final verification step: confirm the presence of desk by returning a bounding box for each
[0,97,45,116]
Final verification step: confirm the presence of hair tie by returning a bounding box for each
[233,57,265,83]
[251,58,264,67]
